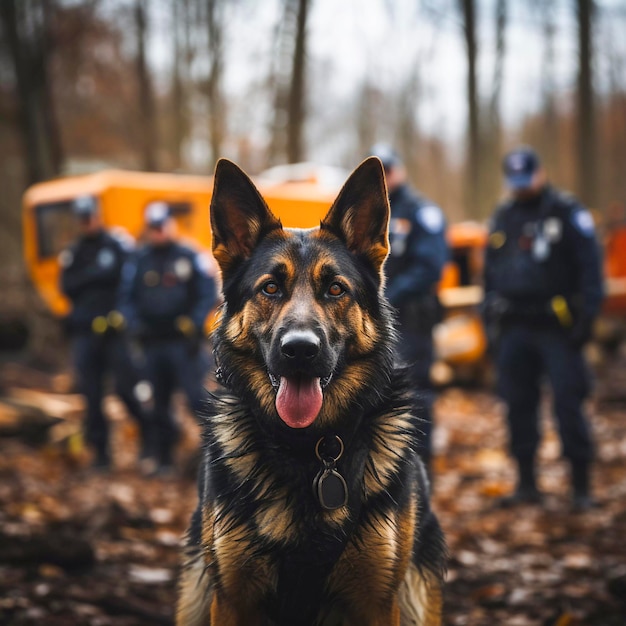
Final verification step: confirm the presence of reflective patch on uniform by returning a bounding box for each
[389,217,412,235]
[58,249,73,268]
[174,257,193,281]
[134,380,153,403]
[111,227,136,252]
[543,218,562,242]
[144,270,160,287]
[489,231,506,249]
[389,218,411,257]
[97,248,115,268]
[572,210,595,237]
[417,205,444,233]
[195,252,213,276]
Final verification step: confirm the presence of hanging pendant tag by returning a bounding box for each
[314,468,348,510]
[313,435,348,510]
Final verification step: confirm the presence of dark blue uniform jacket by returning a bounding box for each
[119,242,216,339]
[484,185,604,323]
[60,230,127,332]
[384,183,449,309]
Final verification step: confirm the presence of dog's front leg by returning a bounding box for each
[343,602,401,626]
[209,592,263,626]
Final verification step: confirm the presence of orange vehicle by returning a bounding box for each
[603,206,626,316]
[593,204,626,351]
[22,166,489,376]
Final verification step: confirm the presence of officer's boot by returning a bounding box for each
[500,456,542,507]
[571,459,593,511]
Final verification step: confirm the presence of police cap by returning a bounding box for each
[144,202,171,228]
[369,144,402,171]
[72,195,98,217]
[503,146,540,190]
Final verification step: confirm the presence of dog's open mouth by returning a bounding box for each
[269,373,332,429]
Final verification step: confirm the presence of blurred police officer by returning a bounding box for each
[370,145,449,472]
[119,203,217,474]
[483,146,604,510]
[60,196,146,469]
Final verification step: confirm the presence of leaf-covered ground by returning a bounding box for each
[0,358,625,626]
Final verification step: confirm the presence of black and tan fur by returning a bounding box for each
[177,157,446,625]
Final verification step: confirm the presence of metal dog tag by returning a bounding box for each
[313,468,348,510]
[313,435,348,510]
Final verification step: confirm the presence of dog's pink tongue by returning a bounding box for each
[276,376,323,429]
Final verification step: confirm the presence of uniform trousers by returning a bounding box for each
[496,324,593,464]
[142,338,208,465]
[73,331,145,458]
[396,327,435,463]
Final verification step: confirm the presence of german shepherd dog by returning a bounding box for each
[177,157,446,625]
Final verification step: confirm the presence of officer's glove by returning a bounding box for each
[570,315,594,349]
[107,310,126,332]
[175,315,197,338]
[91,316,108,335]
[176,315,203,356]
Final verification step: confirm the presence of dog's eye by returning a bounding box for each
[328,282,345,297]
[262,281,280,296]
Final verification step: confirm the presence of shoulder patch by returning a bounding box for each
[571,209,595,237]
[195,252,218,276]
[174,257,193,281]
[109,227,136,252]
[417,205,444,234]
[97,247,116,268]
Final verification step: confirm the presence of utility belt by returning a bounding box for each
[138,328,184,342]
[136,315,199,343]
[397,293,443,334]
[501,295,577,329]
[65,310,126,337]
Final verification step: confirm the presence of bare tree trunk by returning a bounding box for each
[483,0,507,209]
[489,0,506,131]
[40,0,64,174]
[0,0,62,184]
[286,0,309,164]
[206,0,224,167]
[170,0,185,170]
[267,2,291,166]
[135,0,157,171]
[355,82,384,161]
[576,0,596,207]
[396,70,421,179]
[539,0,559,178]
[459,0,481,217]
[605,18,626,208]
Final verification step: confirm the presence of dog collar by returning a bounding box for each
[313,435,348,510]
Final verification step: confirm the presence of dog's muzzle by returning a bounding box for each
[268,330,334,429]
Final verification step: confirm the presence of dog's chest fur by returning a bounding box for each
[202,388,420,624]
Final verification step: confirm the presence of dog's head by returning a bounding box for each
[210,157,394,432]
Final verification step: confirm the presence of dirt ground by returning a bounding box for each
[0,357,625,626]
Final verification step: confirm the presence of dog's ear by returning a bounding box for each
[321,157,390,274]
[210,159,282,276]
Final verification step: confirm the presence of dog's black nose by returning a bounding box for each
[280,330,320,365]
